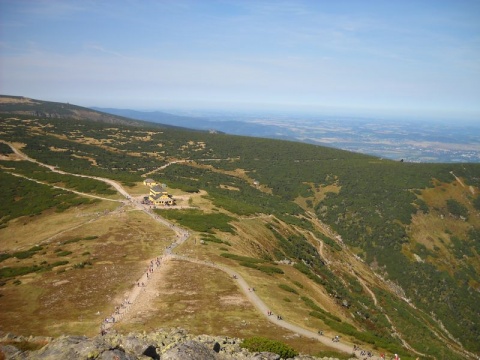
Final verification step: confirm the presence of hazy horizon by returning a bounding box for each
[89,104,480,163]
[92,103,480,124]
[1,1,480,120]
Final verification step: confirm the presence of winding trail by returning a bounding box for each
[353,273,427,357]
[3,141,385,358]
[306,209,427,358]
[6,171,123,203]
[170,255,367,356]
[143,159,188,177]
[451,171,476,195]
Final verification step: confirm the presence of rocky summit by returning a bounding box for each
[0,328,352,360]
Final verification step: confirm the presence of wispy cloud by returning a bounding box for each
[1,0,479,115]
[84,44,129,59]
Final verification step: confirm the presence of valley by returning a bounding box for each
[94,107,480,163]
[0,141,373,357]
[0,97,479,359]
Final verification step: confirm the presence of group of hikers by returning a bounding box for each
[352,344,404,360]
[99,194,192,337]
[266,310,283,320]
[101,255,164,335]
[98,195,401,360]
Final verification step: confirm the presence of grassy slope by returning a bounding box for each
[0,202,175,337]
[0,97,479,358]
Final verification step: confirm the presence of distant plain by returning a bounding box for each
[95,107,480,163]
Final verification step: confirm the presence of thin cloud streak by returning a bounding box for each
[84,44,130,59]
[0,0,479,117]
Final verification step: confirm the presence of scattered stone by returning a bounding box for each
[162,340,216,360]
[1,344,24,359]
[250,352,280,360]
[0,328,353,360]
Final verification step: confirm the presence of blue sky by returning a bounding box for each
[1,0,479,118]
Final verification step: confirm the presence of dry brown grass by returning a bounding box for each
[189,161,274,194]
[0,206,176,337]
[295,182,341,210]
[409,181,479,242]
[0,159,410,356]
[0,177,386,355]
[405,179,480,274]
[0,97,38,105]
[183,190,215,210]
[124,182,151,196]
[115,259,335,355]
[171,218,357,340]
[0,201,119,252]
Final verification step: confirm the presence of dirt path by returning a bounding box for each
[101,255,172,330]
[3,141,385,358]
[1,140,130,200]
[354,273,426,356]
[451,171,476,195]
[143,159,188,177]
[171,255,386,359]
[450,171,466,188]
[6,171,123,203]
[115,255,174,324]
[100,212,190,331]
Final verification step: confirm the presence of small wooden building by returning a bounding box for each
[148,183,175,206]
[143,178,158,187]
[150,193,175,206]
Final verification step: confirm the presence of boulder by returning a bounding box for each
[250,352,280,360]
[161,340,216,360]
[0,328,348,360]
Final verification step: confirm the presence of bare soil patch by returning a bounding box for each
[115,259,331,355]
[0,207,176,337]
[0,97,38,105]
[172,224,356,342]
[0,201,119,252]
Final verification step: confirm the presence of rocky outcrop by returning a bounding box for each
[0,328,353,360]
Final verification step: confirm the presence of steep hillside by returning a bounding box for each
[0,96,479,359]
[0,95,189,130]
[92,106,295,140]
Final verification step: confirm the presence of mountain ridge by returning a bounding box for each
[91,106,480,163]
[90,106,296,141]
[0,95,202,132]
[0,95,479,359]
